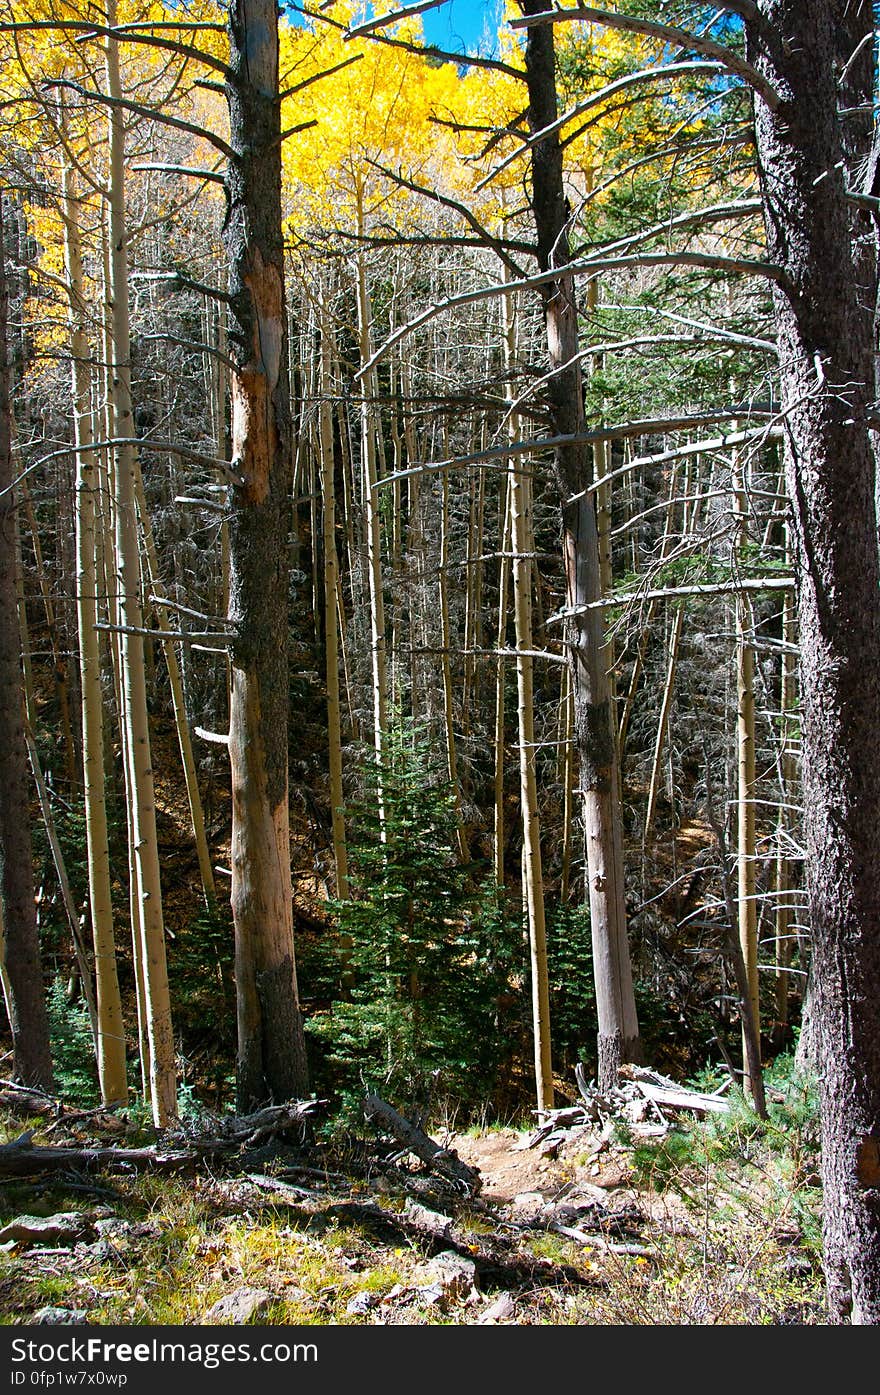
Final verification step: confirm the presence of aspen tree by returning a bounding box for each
[732,447,760,1103]
[354,189,389,804]
[319,288,349,899]
[61,129,127,1104]
[104,5,176,1125]
[502,271,552,1106]
[519,0,640,1088]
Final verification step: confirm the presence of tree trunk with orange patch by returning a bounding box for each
[224,0,309,1108]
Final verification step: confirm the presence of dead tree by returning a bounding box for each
[223,0,310,1108]
[0,191,53,1091]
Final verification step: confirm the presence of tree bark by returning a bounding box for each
[224,0,309,1108]
[748,0,880,1323]
[104,11,176,1126]
[62,129,127,1107]
[0,192,53,1092]
[519,0,640,1088]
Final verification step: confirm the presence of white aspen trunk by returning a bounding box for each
[400,351,423,727]
[319,293,348,900]
[560,667,574,905]
[355,188,388,803]
[105,7,176,1124]
[733,453,761,1102]
[493,478,512,889]
[130,464,216,910]
[438,470,468,861]
[644,605,683,841]
[62,138,127,1105]
[511,449,553,1110]
[521,5,640,1087]
[775,527,797,1031]
[503,272,552,1106]
[96,265,149,1099]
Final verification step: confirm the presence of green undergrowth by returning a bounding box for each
[0,1054,825,1325]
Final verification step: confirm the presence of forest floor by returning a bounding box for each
[0,1071,827,1327]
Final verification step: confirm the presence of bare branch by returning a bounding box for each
[548,575,794,621]
[363,158,530,278]
[568,425,786,505]
[373,413,778,488]
[0,18,231,79]
[583,198,763,259]
[345,0,448,39]
[603,302,776,354]
[132,162,225,185]
[138,332,236,370]
[277,119,319,144]
[279,53,363,101]
[475,62,732,191]
[356,250,785,379]
[291,3,523,79]
[130,269,232,304]
[509,6,778,109]
[42,78,235,162]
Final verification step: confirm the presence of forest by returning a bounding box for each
[0,0,878,1331]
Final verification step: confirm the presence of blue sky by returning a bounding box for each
[285,2,504,58]
[422,0,503,57]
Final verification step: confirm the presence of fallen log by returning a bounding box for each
[323,1198,591,1290]
[0,1133,197,1177]
[0,1082,60,1119]
[362,1095,482,1195]
[0,1100,325,1178]
[619,1066,729,1116]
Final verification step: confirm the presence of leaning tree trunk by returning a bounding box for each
[224,0,309,1109]
[0,192,53,1091]
[748,0,880,1324]
[520,0,640,1089]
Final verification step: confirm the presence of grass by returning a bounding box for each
[0,1055,826,1325]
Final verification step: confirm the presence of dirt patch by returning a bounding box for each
[449,1127,634,1207]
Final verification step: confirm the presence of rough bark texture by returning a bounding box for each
[224,0,309,1109]
[520,0,640,1088]
[748,0,880,1323]
[0,194,53,1091]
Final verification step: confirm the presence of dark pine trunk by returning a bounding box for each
[519,0,640,1087]
[748,0,880,1323]
[224,0,309,1109]
[0,193,53,1091]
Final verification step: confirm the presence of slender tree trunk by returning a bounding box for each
[319,293,348,900]
[224,0,309,1108]
[105,12,176,1125]
[62,136,127,1104]
[511,441,553,1109]
[437,471,468,861]
[520,0,640,1088]
[748,0,880,1323]
[493,475,512,888]
[354,195,389,807]
[131,464,216,911]
[501,273,552,1102]
[733,456,761,1103]
[0,192,53,1091]
[644,605,683,841]
[774,533,797,1034]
